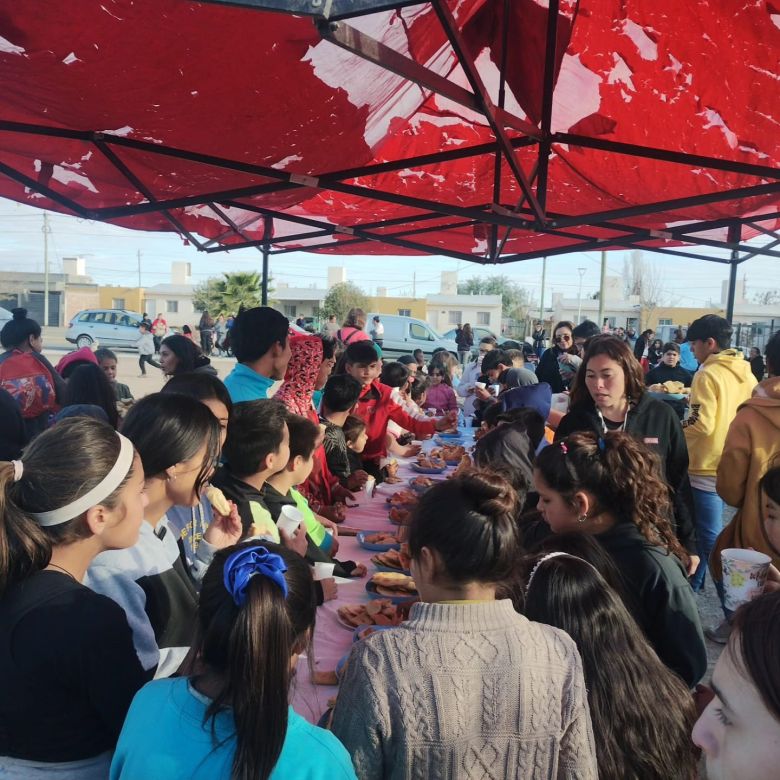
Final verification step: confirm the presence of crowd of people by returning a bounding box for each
[0,302,779,780]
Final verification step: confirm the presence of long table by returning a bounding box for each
[292,431,473,724]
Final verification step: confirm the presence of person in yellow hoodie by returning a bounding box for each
[704,334,780,642]
[683,315,757,592]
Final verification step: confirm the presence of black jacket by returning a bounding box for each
[555,393,696,553]
[645,364,694,420]
[536,346,578,393]
[633,335,649,361]
[596,522,706,688]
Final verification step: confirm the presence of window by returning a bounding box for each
[476,311,490,325]
[86,311,107,323]
[112,298,125,310]
[410,323,433,341]
[283,304,297,317]
[448,310,462,325]
[398,308,411,317]
[116,315,140,328]
[658,318,673,326]
[166,300,179,313]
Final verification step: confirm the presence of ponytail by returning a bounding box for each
[0,417,133,596]
[196,543,316,780]
[409,469,521,584]
[536,431,688,564]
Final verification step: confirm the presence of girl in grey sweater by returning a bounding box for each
[331,471,597,780]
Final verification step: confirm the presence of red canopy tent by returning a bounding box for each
[0,0,778,317]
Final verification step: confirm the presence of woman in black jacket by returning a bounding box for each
[555,335,698,572]
[536,320,579,393]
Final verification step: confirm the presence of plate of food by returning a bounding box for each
[408,475,440,492]
[412,455,447,474]
[388,506,412,525]
[430,444,467,465]
[365,572,419,603]
[648,381,689,401]
[336,599,405,629]
[357,530,401,552]
[436,431,463,440]
[386,489,419,508]
[434,434,463,446]
[370,548,410,574]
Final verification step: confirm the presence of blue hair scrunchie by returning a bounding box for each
[223,545,288,607]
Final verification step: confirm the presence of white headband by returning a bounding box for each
[29,432,135,527]
[526,552,576,594]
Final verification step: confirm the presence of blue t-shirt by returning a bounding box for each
[223,363,275,402]
[110,678,356,780]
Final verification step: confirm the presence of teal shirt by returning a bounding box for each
[110,678,356,780]
[224,363,275,402]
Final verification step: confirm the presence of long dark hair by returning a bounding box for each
[161,334,209,375]
[195,542,316,780]
[0,418,134,595]
[535,431,688,565]
[409,470,521,584]
[122,393,220,497]
[64,363,119,429]
[569,335,647,409]
[759,465,780,558]
[525,553,698,779]
[161,372,233,414]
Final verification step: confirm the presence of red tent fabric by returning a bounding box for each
[0,0,777,261]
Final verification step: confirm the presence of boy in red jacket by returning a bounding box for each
[342,342,457,476]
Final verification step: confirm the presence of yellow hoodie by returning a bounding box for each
[712,377,780,578]
[683,348,757,476]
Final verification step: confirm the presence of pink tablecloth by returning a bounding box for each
[292,434,472,724]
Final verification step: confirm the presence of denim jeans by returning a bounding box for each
[691,487,725,591]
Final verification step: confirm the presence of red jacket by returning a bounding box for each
[355,380,436,462]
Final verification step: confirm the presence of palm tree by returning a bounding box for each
[193,271,268,315]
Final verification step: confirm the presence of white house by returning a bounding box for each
[142,262,198,327]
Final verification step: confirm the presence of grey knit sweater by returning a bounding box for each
[331,600,597,780]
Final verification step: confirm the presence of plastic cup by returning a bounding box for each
[277,505,303,537]
[490,384,501,396]
[475,381,487,390]
[364,476,376,498]
[313,562,335,581]
[721,548,771,611]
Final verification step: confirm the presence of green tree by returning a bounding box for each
[193,271,270,315]
[457,275,531,320]
[321,282,369,324]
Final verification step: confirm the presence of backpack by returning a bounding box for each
[336,327,361,349]
[0,349,58,419]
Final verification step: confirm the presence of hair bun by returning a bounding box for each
[11,308,28,320]
[458,469,518,519]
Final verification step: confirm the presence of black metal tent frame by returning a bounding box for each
[1,0,778,318]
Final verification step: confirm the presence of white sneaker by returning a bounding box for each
[705,620,732,644]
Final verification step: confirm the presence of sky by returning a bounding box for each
[0,199,776,309]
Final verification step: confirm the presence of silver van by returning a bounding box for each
[364,313,457,360]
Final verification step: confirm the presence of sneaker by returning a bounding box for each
[705,620,732,644]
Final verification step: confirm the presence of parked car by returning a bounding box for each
[441,326,497,355]
[66,309,144,349]
[363,314,457,360]
[0,306,12,331]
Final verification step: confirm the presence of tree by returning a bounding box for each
[752,289,780,305]
[321,282,369,324]
[457,275,532,320]
[193,271,269,315]
[622,251,666,330]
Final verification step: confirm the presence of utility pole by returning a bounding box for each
[412,272,416,298]
[576,267,586,323]
[42,213,50,327]
[597,250,607,329]
[539,255,547,323]
[137,250,142,289]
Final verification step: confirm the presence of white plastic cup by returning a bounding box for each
[364,476,376,498]
[313,562,335,581]
[490,384,501,396]
[721,548,771,611]
[475,381,487,391]
[277,505,303,537]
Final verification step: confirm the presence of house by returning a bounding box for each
[141,262,198,327]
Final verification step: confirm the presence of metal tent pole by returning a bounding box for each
[725,223,740,323]
[261,216,272,306]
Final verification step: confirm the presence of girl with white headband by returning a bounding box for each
[0,417,147,780]
[524,549,699,780]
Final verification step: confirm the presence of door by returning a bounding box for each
[115,313,142,347]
